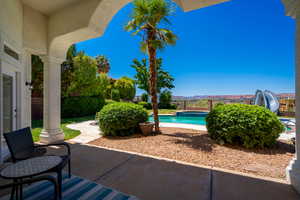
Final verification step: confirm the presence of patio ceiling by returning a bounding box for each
[21,0,82,15]
[179,0,230,12]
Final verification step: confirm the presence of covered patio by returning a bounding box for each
[1,0,300,198]
[3,142,299,199]
[1,141,300,199]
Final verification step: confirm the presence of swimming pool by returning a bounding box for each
[148,112,208,125]
[148,111,294,131]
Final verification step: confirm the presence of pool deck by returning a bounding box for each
[159,122,207,131]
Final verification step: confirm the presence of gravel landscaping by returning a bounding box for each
[89,127,295,180]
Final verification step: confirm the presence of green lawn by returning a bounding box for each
[31,116,94,142]
[147,109,177,115]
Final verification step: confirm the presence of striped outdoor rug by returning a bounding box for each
[0,174,139,200]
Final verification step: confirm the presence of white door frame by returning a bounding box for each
[2,66,17,132]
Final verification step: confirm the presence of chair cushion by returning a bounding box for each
[4,127,35,162]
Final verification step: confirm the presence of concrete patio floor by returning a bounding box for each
[1,142,299,200]
[51,142,299,200]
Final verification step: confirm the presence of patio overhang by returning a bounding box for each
[22,0,232,59]
[21,0,230,15]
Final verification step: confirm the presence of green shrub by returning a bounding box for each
[61,96,105,118]
[141,93,149,102]
[96,99,118,121]
[105,99,117,105]
[206,104,284,148]
[111,89,120,102]
[114,77,136,101]
[99,102,148,136]
[138,101,152,109]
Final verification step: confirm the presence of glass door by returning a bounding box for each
[3,74,16,133]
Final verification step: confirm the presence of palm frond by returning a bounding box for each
[126,0,178,52]
[157,28,177,45]
[140,41,148,53]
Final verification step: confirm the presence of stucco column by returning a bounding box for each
[40,56,64,143]
[286,14,300,193]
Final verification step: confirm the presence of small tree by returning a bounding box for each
[95,55,110,74]
[97,73,112,99]
[61,44,78,97]
[159,90,172,108]
[131,58,175,95]
[114,77,136,101]
[68,53,100,96]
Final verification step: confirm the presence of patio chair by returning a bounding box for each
[3,127,71,178]
[0,175,59,200]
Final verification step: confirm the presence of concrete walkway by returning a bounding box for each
[68,120,293,142]
[68,120,101,144]
[67,121,208,144]
[46,143,299,200]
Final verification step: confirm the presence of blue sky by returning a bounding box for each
[77,0,295,96]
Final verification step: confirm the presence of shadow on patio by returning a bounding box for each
[1,142,299,200]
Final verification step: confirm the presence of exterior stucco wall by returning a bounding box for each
[0,0,23,49]
[23,5,48,55]
[0,0,27,161]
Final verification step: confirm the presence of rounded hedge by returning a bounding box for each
[61,96,105,118]
[99,102,148,136]
[205,104,284,148]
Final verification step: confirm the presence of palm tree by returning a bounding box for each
[125,0,177,134]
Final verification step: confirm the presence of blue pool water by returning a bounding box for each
[148,112,294,131]
[148,112,208,125]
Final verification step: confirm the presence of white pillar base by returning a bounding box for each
[286,158,300,193]
[40,129,64,144]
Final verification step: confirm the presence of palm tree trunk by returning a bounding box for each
[148,34,160,134]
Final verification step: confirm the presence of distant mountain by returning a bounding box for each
[172,93,295,100]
